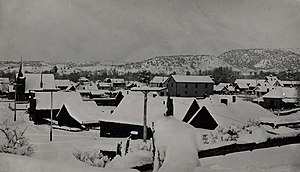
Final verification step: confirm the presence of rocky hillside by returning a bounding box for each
[116,55,234,75]
[218,49,300,71]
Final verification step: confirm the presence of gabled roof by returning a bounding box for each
[57,101,101,124]
[35,92,82,110]
[234,79,264,87]
[104,78,125,84]
[150,76,169,84]
[75,81,98,90]
[235,82,249,89]
[24,74,56,93]
[254,85,275,93]
[108,92,196,126]
[109,92,167,126]
[262,89,284,99]
[171,75,214,83]
[213,85,228,92]
[191,95,276,128]
[218,83,231,87]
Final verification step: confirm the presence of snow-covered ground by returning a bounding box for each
[197,144,300,172]
[1,100,300,172]
[0,102,137,172]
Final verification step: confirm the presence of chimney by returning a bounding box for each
[40,73,43,88]
[220,99,228,105]
[232,96,236,103]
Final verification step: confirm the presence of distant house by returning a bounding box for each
[78,77,90,84]
[253,85,276,97]
[213,83,235,95]
[75,81,98,98]
[261,87,298,109]
[234,79,263,91]
[150,76,168,87]
[29,92,83,124]
[97,82,113,90]
[234,75,283,93]
[55,79,72,90]
[167,75,214,97]
[234,82,249,93]
[282,81,300,87]
[187,95,275,130]
[104,78,125,88]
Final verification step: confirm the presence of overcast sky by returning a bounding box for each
[0,0,299,63]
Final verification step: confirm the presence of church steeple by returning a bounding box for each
[17,57,24,78]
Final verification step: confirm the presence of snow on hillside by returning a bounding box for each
[218,49,300,71]
[117,55,235,75]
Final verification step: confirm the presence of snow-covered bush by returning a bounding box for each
[203,121,268,144]
[73,149,111,167]
[0,121,37,156]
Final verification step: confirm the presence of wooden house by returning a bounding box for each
[167,75,214,97]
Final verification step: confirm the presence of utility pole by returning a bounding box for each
[142,91,149,143]
[50,91,53,141]
[131,87,167,143]
[14,84,17,121]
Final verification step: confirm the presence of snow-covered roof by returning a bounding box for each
[57,101,102,124]
[78,77,89,82]
[265,76,283,86]
[131,86,167,92]
[97,82,113,87]
[171,75,214,83]
[262,87,298,99]
[254,85,275,92]
[281,81,300,85]
[75,81,98,90]
[90,90,110,96]
[108,92,198,126]
[262,89,284,99]
[218,83,231,87]
[109,92,167,126]
[213,85,228,92]
[55,80,71,87]
[35,92,82,110]
[192,95,276,128]
[171,97,196,121]
[235,83,249,89]
[234,79,264,87]
[150,76,169,84]
[24,74,56,93]
[104,78,125,84]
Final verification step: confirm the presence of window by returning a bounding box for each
[195,83,198,88]
[185,83,188,88]
[171,83,173,87]
[195,91,198,94]
[205,83,208,88]
[185,91,188,94]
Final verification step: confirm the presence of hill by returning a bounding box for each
[116,55,234,75]
[218,49,300,71]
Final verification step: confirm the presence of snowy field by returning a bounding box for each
[1,101,300,172]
